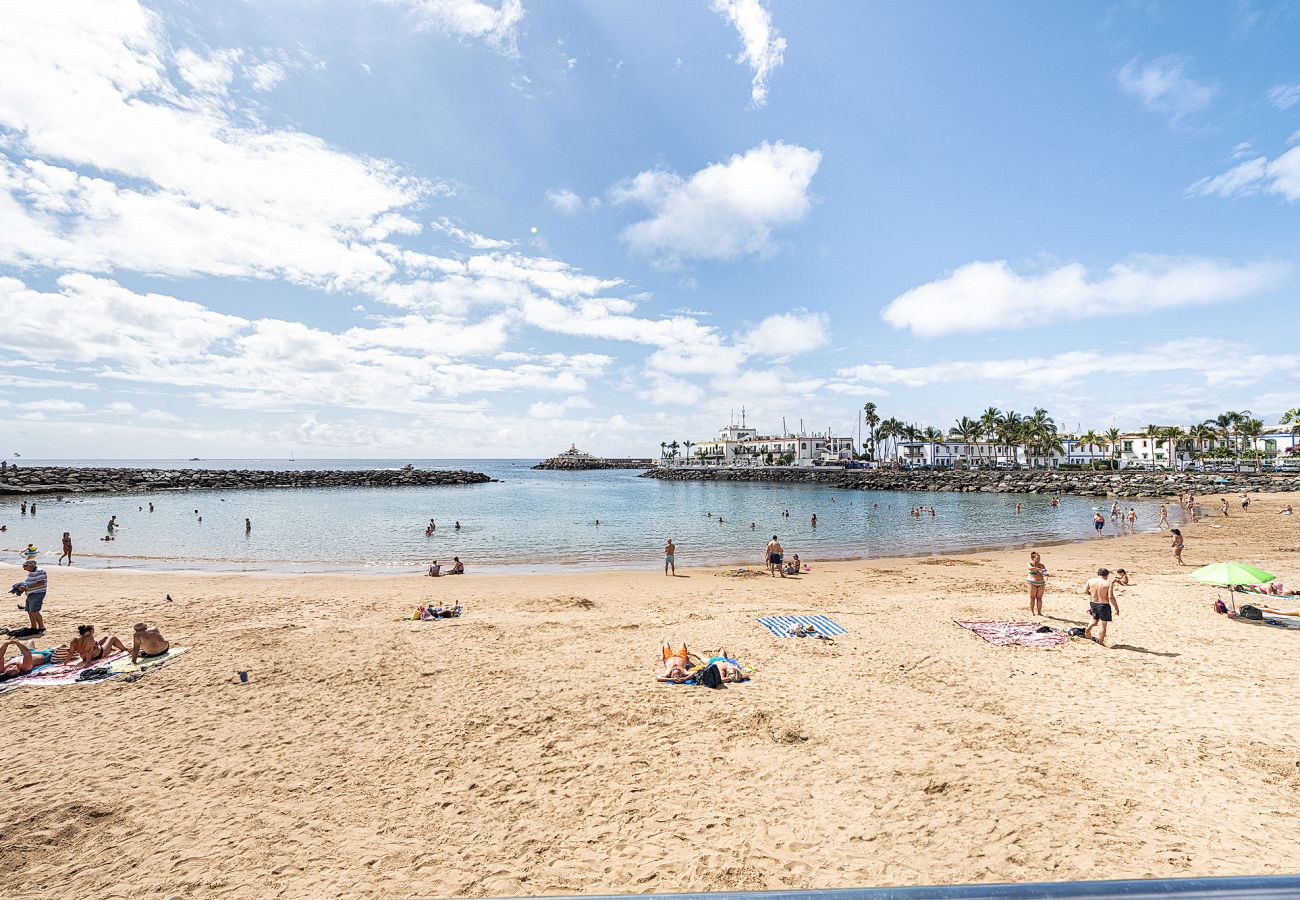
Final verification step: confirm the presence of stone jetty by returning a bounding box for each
[642,465,1300,497]
[532,457,654,470]
[0,466,493,496]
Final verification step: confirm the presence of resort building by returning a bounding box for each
[684,420,856,466]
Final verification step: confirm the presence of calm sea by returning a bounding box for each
[2,459,1178,573]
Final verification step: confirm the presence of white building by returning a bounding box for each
[686,420,856,467]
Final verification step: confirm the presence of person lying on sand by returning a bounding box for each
[130,622,170,663]
[703,650,749,684]
[657,642,702,682]
[0,640,54,680]
[420,605,461,620]
[68,624,128,664]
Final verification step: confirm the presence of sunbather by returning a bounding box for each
[130,622,170,663]
[657,642,701,682]
[68,624,128,664]
[0,640,54,680]
[420,604,461,620]
[704,650,749,684]
[1254,603,1300,617]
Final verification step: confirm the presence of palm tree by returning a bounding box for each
[950,416,981,467]
[1025,408,1057,468]
[1163,426,1185,471]
[659,441,667,461]
[1104,427,1122,470]
[667,440,680,461]
[996,411,1023,467]
[1281,408,1300,460]
[877,417,904,465]
[1078,429,1102,467]
[922,425,945,467]
[682,440,694,465]
[1142,424,1163,470]
[979,406,1001,466]
[1239,417,1265,471]
[863,402,880,460]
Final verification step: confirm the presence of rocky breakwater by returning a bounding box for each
[642,466,1300,497]
[0,466,493,496]
[532,457,654,470]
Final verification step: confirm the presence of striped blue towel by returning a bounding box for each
[755,615,847,638]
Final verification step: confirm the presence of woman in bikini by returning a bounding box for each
[68,624,128,664]
[1026,551,1047,615]
[1170,529,1185,566]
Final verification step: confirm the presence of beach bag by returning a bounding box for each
[1068,627,1085,637]
[78,666,111,681]
[1213,599,1228,615]
[1240,604,1263,621]
[698,664,724,689]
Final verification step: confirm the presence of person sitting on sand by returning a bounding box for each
[0,640,54,680]
[130,622,170,664]
[1111,568,1130,586]
[68,624,128,664]
[447,557,464,575]
[1281,505,1294,516]
[657,642,701,682]
[427,561,441,577]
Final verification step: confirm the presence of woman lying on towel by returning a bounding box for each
[0,640,55,680]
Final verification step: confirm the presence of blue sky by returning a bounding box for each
[0,0,1297,457]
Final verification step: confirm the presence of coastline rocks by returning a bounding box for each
[0,466,492,496]
[532,457,653,470]
[641,466,1299,497]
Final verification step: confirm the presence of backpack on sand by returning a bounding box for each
[1240,604,1263,621]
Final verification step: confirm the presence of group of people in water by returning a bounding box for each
[424,519,462,536]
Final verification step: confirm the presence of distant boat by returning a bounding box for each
[189,457,201,461]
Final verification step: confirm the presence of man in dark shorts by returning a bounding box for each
[130,622,170,664]
[1083,568,1118,646]
[766,535,785,578]
[1092,512,1105,537]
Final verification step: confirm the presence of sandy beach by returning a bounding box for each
[5,493,1300,898]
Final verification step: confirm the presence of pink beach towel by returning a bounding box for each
[955,620,1069,648]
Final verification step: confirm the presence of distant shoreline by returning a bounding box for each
[0,465,493,496]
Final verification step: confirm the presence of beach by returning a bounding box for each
[5,492,1300,898]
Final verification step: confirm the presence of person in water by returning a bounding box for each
[130,622,170,663]
[68,624,128,664]
[664,539,676,576]
[59,532,72,566]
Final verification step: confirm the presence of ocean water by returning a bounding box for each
[2,459,1179,573]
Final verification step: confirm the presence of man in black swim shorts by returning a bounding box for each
[1083,568,1118,646]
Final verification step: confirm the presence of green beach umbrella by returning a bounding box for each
[1187,562,1276,586]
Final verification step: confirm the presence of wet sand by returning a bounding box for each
[4,493,1300,898]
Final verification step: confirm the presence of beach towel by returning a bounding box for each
[755,615,847,638]
[0,647,188,693]
[1229,613,1300,631]
[955,621,1069,648]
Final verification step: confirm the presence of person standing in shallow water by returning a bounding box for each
[59,532,72,566]
[664,538,675,576]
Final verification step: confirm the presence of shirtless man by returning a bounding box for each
[766,535,785,578]
[1092,511,1105,538]
[130,622,170,664]
[663,539,676,576]
[1083,568,1119,646]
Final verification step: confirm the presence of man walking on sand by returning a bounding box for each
[1083,568,1118,646]
[664,538,676,576]
[766,535,785,577]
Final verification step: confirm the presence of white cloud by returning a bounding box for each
[880,256,1289,338]
[710,0,786,107]
[612,141,820,265]
[430,216,514,249]
[375,0,525,56]
[1188,146,1300,201]
[738,310,829,358]
[545,187,584,214]
[104,401,137,413]
[0,275,611,414]
[1268,82,1300,110]
[1117,56,1217,122]
[0,4,431,290]
[245,60,287,92]
[836,339,1297,391]
[527,395,593,418]
[20,399,87,413]
[175,47,242,95]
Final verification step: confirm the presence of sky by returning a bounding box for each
[1,0,1298,459]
